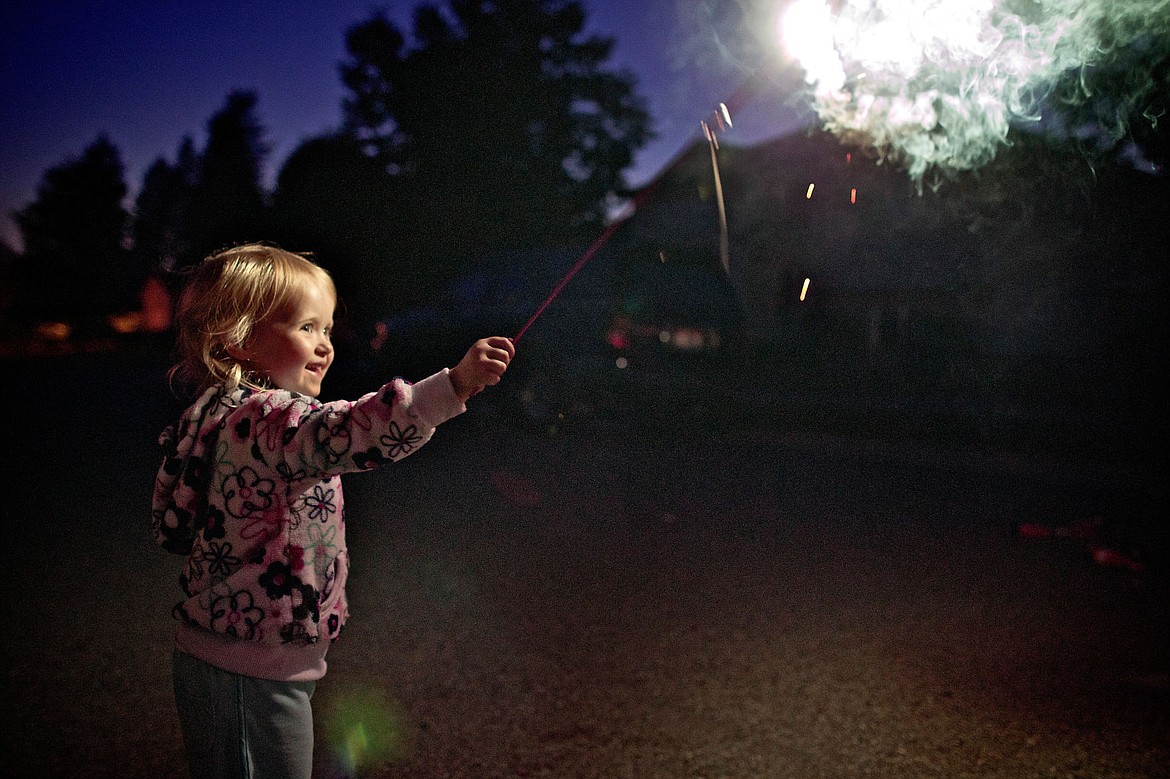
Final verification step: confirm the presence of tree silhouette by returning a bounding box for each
[271,133,415,319]
[131,136,198,279]
[183,91,270,268]
[14,134,132,332]
[339,0,652,263]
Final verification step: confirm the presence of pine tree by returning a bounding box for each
[339,0,651,261]
[131,136,198,278]
[183,91,270,268]
[15,135,132,332]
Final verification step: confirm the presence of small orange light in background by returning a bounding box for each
[800,277,810,301]
[107,312,142,334]
[806,183,815,199]
[850,188,857,204]
[35,322,72,341]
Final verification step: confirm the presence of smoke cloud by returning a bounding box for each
[780,0,1170,183]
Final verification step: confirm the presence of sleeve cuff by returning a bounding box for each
[408,368,466,428]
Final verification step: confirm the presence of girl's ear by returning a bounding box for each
[225,342,250,361]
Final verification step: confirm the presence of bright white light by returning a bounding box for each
[780,0,845,93]
[772,0,1157,184]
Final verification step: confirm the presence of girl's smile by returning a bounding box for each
[241,280,336,397]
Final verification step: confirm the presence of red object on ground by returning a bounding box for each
[1090,546,1145,573]
[1016,523,1054,539]
[1015,517,1104,540]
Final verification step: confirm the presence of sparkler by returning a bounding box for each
[514,214,629,342]
[779,0,1169,184]
[517,0,1167,343]
[703,102,734,277]
[515,83,757,343]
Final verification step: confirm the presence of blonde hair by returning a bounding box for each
[170,244,337,394]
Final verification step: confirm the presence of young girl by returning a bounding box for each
[152,243,514,778]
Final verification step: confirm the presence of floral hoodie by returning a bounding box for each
[152,371,463,649]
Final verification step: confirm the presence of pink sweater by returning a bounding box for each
[153,369,464,680]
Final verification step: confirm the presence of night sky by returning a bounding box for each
[0,0,807,250]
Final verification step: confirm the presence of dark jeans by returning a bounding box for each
[172,651,316,779]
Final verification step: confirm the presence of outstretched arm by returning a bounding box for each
[449,336,515,402]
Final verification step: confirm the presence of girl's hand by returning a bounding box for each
[449,337,515,402]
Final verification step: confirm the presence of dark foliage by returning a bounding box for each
[131,137,198,280]
[14,135,133,331]
[271,134,417,322]
[182,91,270,269]
[338,0,652,268]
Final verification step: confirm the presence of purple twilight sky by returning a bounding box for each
[0,0,808,250]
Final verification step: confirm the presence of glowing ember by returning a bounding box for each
[806,182,815,199]
[800,277,811,301]
[850,187,857,204]
[719,102,733,128]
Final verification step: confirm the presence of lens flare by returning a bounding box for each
[779,0,1169,183]
[324,686,405,776]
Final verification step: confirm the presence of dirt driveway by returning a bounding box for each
[4,351,1167,778]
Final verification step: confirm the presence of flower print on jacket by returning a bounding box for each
[210,589,266,640]
[222,465,276,518]
[275,460,307,484]
[240,503,291,544]
[153,371,465,647]
[258,560,301,601]
[382,421,423,458]
[154,504,196,555]
[287,544,306,573]
[304,523,340,580]
[300,484,337,523]
[203,540,241,579]
[202,505,227,542]
[315,415,352,465]
[184,545,206,585]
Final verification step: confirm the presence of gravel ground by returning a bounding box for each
[3,351,1167,778]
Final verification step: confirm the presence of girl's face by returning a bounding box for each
[244,279,336,397]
